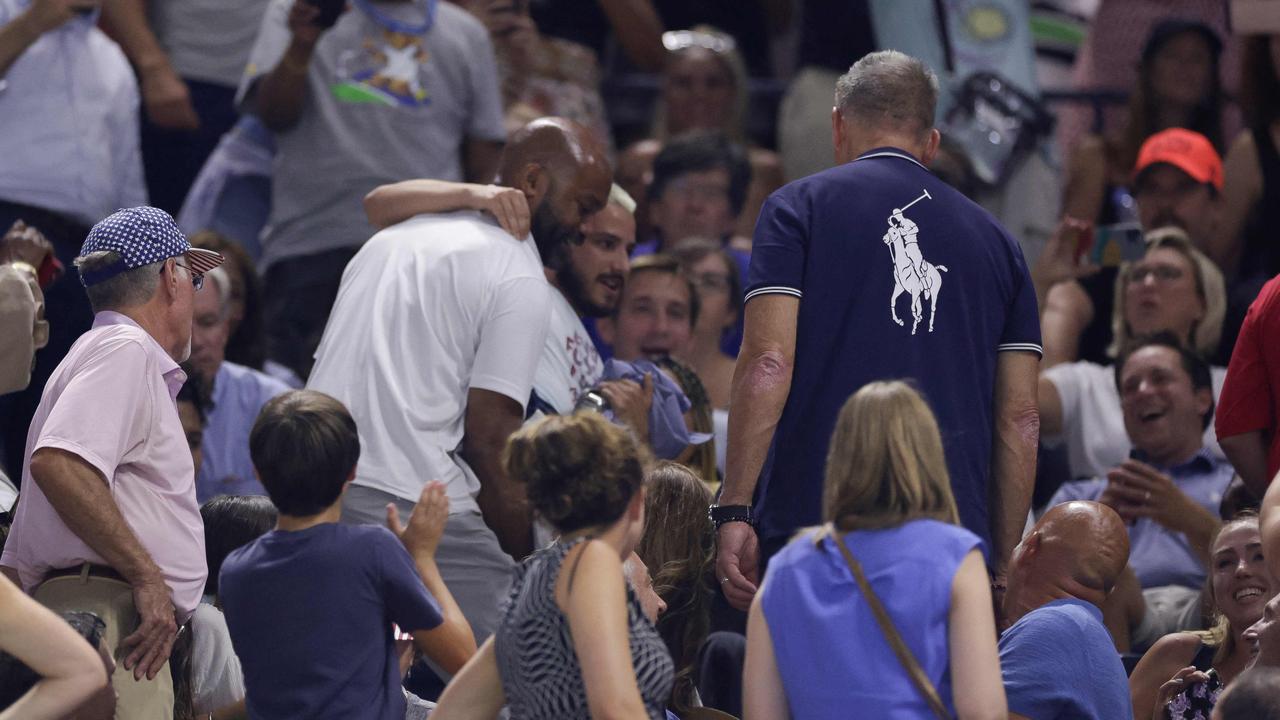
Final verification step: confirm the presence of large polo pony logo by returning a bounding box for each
[882,189,948,335]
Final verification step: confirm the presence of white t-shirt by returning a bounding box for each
[530,290,603,415]
[191,602,244,714]
[308,212,551,511]
[1043,360,1226,480]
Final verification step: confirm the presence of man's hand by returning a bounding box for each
[468,184,530,239]
[287,0,330,48]
[0,220,55,269]
[139,64,199,130]
[1030,216,1098,300]
[120,574,178,680]
[599,373,654,445]
[18,0,98,37]
[1101,459,1194,529]
[715,521,759,611]
[387,480,450,561]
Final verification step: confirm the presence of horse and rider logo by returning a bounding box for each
[883,189,948,335]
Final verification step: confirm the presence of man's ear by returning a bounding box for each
[920,128,942,166]
[830,107,844,164]
[1194,386,1213,420]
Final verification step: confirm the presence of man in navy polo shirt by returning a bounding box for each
[713,50,1043,612]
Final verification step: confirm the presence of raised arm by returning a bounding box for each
[253,1,327,132]
[386,481,478,674]
[363,180,529,238]
[0,574,108,720]
[0,0,91,77]
[28,448,178,681]
[596,0,665,72]
[717,294,798,610]
[563,540,651,720]
[989,352,1040,579]
[1209,130,1262,279]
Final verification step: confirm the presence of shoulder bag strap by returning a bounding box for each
[829,527,952,720]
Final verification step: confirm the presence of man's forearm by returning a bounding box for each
[597,0,665,72]
[464,439,533,559]
[98,0,168,72]
[722,350,792,506]
[1220,431,1270,500]
[255,40,314,132]
[989,406,1039,574]
[0,11,45,78]
[29,448,162,585]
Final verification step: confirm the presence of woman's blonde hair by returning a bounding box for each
[821,381,960,532]
[1109,226,1226,359]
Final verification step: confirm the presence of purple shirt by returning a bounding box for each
[1,312,207,618]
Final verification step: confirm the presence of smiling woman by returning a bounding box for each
[1129,514,1271,720]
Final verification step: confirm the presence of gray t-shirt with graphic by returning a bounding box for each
[239,0,506,270]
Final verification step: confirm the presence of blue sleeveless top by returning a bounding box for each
[760,519,982,719]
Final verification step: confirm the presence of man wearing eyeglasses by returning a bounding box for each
[0,206,221,720]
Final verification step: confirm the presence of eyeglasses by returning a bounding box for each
[687,271,731,293]
[163,258,204,291]
[1126,264,1185,284]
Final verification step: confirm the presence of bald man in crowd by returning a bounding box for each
[307,117,611,647]
[999,501,1133,720]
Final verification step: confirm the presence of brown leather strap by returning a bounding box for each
[829,526,952,720]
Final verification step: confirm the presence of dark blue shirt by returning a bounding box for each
[220,523,443,720]
[999,599,1133,720]
[746,148,1041,551]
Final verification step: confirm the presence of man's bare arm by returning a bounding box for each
[1262,473,1280,582]
[989,351,1041,576]
[462,389,532,560]
[722,295,798,506]
[1220,430,1270,500]
[99,0,198,129]
[28,447,177,679]
[0,0,86,77]
[254,1,325,132]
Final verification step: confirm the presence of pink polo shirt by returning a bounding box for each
[1,312,206,618]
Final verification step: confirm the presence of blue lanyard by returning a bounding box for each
[353,0,438,36]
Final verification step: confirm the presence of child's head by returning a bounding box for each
[249,390,360,517]
[200,495,278,597]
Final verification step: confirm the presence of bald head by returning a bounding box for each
[499,117,610,190]
[1005,502,1130,623]
[498,117,613,263]
[835,51,938,136]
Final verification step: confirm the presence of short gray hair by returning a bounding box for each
[834,50,939,135]
[74,251,162,312]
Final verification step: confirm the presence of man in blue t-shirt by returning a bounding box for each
[999,501,1133,719]
[714,50,1042,613]
[220,390,476,719]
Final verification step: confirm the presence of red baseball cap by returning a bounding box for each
[1133,128,1223,192]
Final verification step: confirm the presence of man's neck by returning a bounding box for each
[1006,583,1101,626]
[276,502,344,532]
[542,268,583,318]
[114,303,181,363]
[1140,441,1205,470]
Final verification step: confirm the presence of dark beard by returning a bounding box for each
[555,256,615,318]
[530,200,580,261]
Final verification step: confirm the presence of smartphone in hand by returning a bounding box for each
[305,0,347,28]
[1090,223,1145,268]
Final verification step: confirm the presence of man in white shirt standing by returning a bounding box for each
[308,117,611,647]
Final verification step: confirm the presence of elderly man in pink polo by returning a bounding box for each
[0,206,222,720]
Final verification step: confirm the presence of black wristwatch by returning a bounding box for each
[708,504,755,530]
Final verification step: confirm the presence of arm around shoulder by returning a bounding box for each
[948,549,1007,720]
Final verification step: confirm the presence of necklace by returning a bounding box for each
[353,0,438,36]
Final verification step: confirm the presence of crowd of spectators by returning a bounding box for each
[7,1,1280,720]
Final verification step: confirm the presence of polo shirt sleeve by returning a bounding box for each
[999,613,1072,718]
[997,235,1043,356]
[236,0,291,109]
[458,15,506,143]
[35,338,153,485]
[470,275,552,409]
[744,191,805,303]
[1216,279,1279,440]
[374,530,443,633]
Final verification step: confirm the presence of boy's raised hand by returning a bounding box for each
[386,481,450,560]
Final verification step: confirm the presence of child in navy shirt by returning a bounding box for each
[220,390,475,719]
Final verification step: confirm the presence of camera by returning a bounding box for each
[574,389,611,415]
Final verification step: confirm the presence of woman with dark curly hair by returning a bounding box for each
[433,413,674,720]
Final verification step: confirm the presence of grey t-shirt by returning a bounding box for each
[240,0,506,270]
[150,0,270,88]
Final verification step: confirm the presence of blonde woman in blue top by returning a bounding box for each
[743,381,1007,719]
